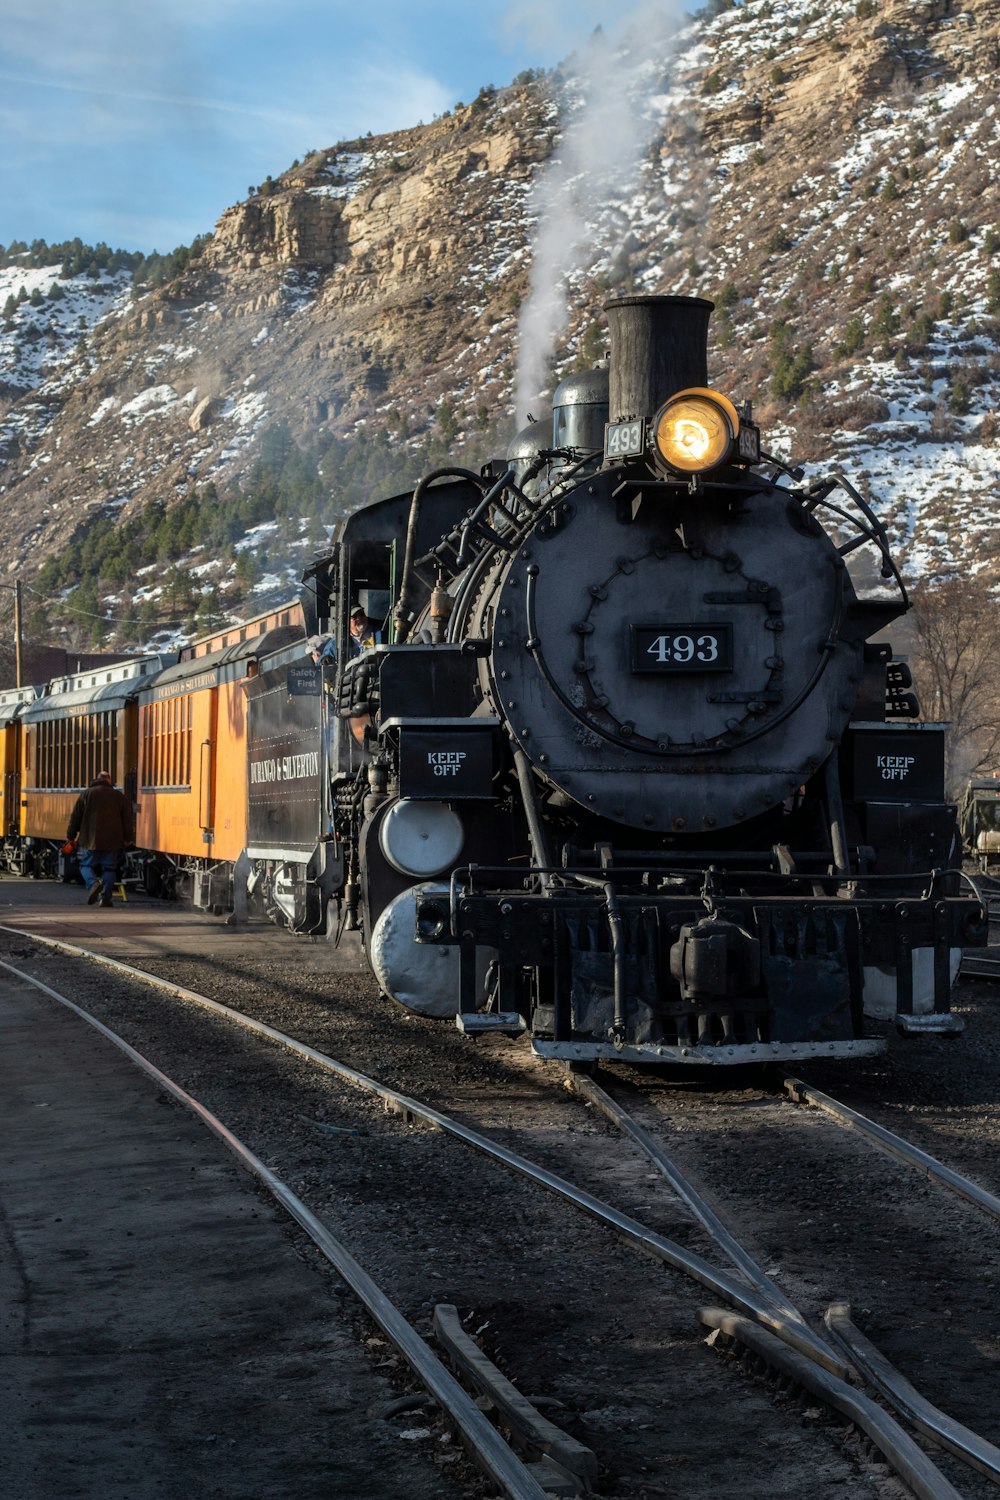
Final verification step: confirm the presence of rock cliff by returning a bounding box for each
[0,0,997,618]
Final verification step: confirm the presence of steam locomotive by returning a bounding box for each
[2,294,985,1063]
[268,293,984,1062]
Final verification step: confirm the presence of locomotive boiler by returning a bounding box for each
[301,294,985,1063]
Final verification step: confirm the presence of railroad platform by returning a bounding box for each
[0,868,367,972]
[0,886,448,1500]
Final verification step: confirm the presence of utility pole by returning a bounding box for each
[14,578,22,688]
[0,580,23,687]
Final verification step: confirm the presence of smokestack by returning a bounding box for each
[604,295,714,424]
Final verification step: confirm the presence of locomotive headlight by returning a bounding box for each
[652,388,740,475]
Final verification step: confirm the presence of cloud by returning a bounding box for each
[0,0,593,251]
[0,2,454,152]
[500,0,617,52]
[3,3,205,88]
[0,70,312,129]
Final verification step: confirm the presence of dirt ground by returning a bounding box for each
[0,965,470,1500]
[6,874,996,1497]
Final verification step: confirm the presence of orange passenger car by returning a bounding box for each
[17,658,167,877]
[0,685,39,872]
[135,620,303,907]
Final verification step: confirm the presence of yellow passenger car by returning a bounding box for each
[0,684,40,872]
[135,624,303,907]
[18,657,168,876]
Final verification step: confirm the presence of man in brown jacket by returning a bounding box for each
[66,770,134,908]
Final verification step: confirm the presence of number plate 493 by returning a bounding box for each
[605,420,645,459]
[630,623,733,673]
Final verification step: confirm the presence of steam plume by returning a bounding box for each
[513,3,687,424]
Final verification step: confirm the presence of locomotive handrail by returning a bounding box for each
[454,469,519,567]
[447,862,976,895]
[453,450,589,572]
[449,449,602,583]
[801,470,908,604]
[758,448,805,481]
[528,452,591,500]
[413,462,547,589]
[439,464,589,642]
[610,471,787,499]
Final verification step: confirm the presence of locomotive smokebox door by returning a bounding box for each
[484,482,862,835]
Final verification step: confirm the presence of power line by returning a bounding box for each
[17,579,233,629]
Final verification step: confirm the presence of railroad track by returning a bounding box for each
[565,1067,1000,1490]
[961,949,1000,979]
[0,951,572,1500]
[4,922,1000,1498]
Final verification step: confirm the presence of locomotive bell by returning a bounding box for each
[604,294,714,424]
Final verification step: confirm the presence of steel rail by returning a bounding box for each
[567,1067,809,1329]
[0,958,550,1500]
[12,929,992,1495]
[698,1309,965,1500]
[783,1076,1000,1224]
[825,1303,1000,1486]
[570,1068,1000,1489]
[960,954,1000,979]
[0,925,846,1376]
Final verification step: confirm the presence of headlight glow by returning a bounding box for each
[652,387,740,475]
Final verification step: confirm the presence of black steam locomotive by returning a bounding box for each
[248,294,985,1063]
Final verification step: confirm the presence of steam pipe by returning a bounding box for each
[513,747,555,889]
[605,882,627,1050]
[823,753,851,879]
[572,872,628,1050]
[394,468,483,643]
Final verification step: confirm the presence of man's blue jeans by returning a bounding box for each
[79,848,120,901]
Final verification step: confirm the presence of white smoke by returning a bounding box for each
[512,3,688,425]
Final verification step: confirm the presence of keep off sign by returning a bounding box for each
[849,728,944,803]
[398,728,494,799]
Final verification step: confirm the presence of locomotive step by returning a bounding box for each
[896,1012,966,1036]
[455,1011,526,1037]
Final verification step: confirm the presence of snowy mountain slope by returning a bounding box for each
[0,0,996,643]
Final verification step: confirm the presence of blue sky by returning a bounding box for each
[0,0,625,255]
